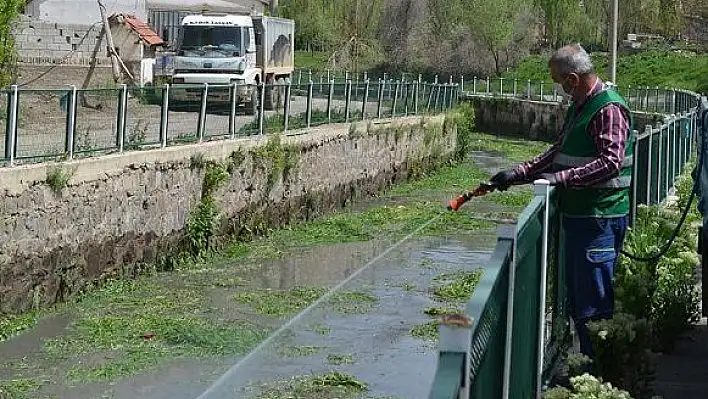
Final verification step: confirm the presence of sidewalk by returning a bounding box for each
[652,317,708,399]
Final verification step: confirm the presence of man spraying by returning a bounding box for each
[491,44,634,367]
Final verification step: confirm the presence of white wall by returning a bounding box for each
[26,0,147,25]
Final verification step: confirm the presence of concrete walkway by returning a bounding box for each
[652,317,708,399]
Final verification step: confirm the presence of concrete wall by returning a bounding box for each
[25,0,147,26]
[467,96,666,142]
[0,116,456,313]
[13,17,109,66]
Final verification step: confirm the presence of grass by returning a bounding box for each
[233,287,379,317]
[278,345,326,357]
[234,286,327,317]
[503,51,708,92]
[296,51,332,71]
[1,312,40,343]
[329,292,378,314]
[0,378,43,399]
[327,354,354,365]
[253,371,367,399]
[42,279,269,382]
[431,270,483,302]
[410,321,440,341]
[411,269,484,342]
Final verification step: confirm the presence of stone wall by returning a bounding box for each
[466,96,667,141]
[0,115,456,313]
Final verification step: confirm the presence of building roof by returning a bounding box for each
[110,14,165,46]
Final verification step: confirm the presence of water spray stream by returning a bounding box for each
[194,211,446,399]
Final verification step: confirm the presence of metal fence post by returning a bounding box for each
[460,75,464,92]
[258,82,266,135]
[414,80,419,115]
[630,131,640,225]
[327,79,334,124]
[284,80,292,131]
[117,84,128,152]
[392,80,400,117]
[646,125,653,204]
[500,222,518,399]
[486,77,490,94]
[362,79,370,120]
[345,79,352,123]
[473,76,477,93]
[160,84,169,147]
[377,79,384,119]
[526,79,531,99]
[656,121,663,203]
[499,78,504,96]
[534,178,551,398]
[306,80,313,128]
[198,83,208,142]
[228,83,236,139]
[437,313,473,399]
[539,82,544,102]
[513,78,518,97]
[5,85,18,164]
[65,85,77,159]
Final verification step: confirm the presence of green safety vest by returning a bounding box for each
[553,86,634,217]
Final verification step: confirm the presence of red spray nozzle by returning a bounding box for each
[447,183,496,211]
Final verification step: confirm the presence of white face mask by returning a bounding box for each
[554,80,574,101]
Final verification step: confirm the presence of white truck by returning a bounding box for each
[167,13,295,114]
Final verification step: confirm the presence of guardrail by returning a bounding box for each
[0,79,459,167]
[428,97,701,398]
[293,68,699,115]
[696,96,708,318]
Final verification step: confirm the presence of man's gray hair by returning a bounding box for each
[549,43,595,77]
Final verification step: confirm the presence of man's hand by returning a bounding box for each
[489,169,517,191]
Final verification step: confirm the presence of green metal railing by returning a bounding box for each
[1,79,458,167]
[428,94,701,398]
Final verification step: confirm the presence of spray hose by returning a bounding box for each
[619,146,703,262]
[448,151,702,263]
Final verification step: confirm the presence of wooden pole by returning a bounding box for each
[98,0,122,83]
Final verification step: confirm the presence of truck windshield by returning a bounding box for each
[177,26,242,56]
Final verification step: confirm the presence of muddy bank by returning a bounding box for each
[0,116,457,314]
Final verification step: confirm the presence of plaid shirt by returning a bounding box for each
[512,78,630,186]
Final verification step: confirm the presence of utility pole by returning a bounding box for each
[97,0,121,82]
[609,0,619,84]
[270,0,278,16]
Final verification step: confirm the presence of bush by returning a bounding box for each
[616,203,701,353]
[587,313,654,398]
[544,373,634,399]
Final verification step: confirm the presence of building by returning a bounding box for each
[22,0,270,26]
[108,14,166,85]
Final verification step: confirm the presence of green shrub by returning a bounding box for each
[616,203,701,353]
[544,373,633,399]
[587,313,654,397]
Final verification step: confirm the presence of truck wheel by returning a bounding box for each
[275,77,286,109]
[246,88,258,116]
[264,83,276,111]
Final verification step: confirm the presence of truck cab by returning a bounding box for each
[169,13,294,113]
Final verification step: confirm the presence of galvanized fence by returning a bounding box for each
[294,68,699,115]
[1,79,458,167]
[428,96,701,398]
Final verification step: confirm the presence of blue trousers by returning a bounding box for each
[562,215,628,360]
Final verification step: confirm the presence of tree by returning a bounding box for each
[462,0,533,74]
[0,0,23,87]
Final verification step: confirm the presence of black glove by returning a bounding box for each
[489,169,517,191]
